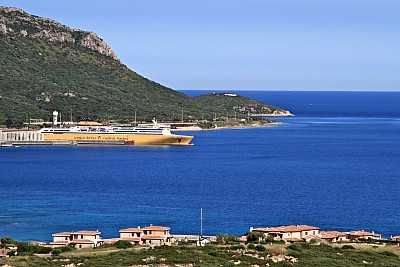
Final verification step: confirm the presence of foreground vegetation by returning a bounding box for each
[2,240,400,267]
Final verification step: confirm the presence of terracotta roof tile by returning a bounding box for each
[321,231,348,239]
[253,225,320,233]
[72,230,101,235]
[119,228,143,233]
[349,230,381,237]
[142,225,170,231]
[52,232,72,236]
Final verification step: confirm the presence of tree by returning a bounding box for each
[246,232,265,243]
[1,236,16,245]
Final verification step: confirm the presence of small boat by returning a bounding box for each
[0,143,14,148]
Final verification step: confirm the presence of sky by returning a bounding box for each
[2,0,400,91]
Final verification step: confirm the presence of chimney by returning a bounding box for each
[150,224,153,226]
[138,226,140,229]
[249,227,253,232]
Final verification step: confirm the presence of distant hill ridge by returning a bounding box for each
[195,92,292,116]
[0,6,290,126]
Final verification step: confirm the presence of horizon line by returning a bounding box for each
[178,89,400,92]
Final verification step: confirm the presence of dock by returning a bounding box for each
[0,130,126,146]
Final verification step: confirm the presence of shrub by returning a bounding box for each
[247,243,255,249]
[246,232,265,243]
[230,244,245,250]
[60,246,75,253]
[52,249,61,255]
[17,242,53,254]
[216,233,239,244]
[115,240,133,249]
[1,236,16,245]
[255,245,266,251]
[208,250,218,256]
[380,251,398,257]
[7,250,17,256]
[288,244,302,251]
[342,245,355,250]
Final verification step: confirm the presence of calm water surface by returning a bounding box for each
[1,91,399,241]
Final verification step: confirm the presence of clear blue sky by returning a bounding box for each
[3,0,400,91]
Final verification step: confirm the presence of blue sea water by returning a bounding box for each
[1,91,400,242]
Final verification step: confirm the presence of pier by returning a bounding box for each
[0,130,126,146]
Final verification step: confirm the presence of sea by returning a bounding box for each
[1,91,399,242]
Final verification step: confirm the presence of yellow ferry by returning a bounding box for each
[39,124,194,146]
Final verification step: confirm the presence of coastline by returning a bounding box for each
[170,121,284,132]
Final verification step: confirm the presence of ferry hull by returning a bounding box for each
[42,133,194,146]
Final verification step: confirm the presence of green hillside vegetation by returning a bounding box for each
[2,242,400,266]
[0,36,219,125]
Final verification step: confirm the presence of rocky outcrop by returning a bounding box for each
[0,6,118,60]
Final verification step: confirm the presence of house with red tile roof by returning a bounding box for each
[251,225,321,242]
[118,224,173,246]
[119,227,143,245]
[391,235,400,241]
[347,230,381,241]
[320,231,349,243]
[51,230,103,249]
[141,225,173,246]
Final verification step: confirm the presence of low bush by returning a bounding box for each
[17,242,52,254]
[342,245,355,250]
[255,245,266,251]
[59,246,75,253]
[115,240,133,249]
[247,243,255,249]
[208,250,218,256]
[288,244,302,251]
[380,251,398,257]
[230,244,245,250]
[52,249,61,255]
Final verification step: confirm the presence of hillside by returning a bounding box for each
[0,6,290,126]
[195,92,292,116]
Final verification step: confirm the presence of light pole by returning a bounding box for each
[134,109,137,126]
